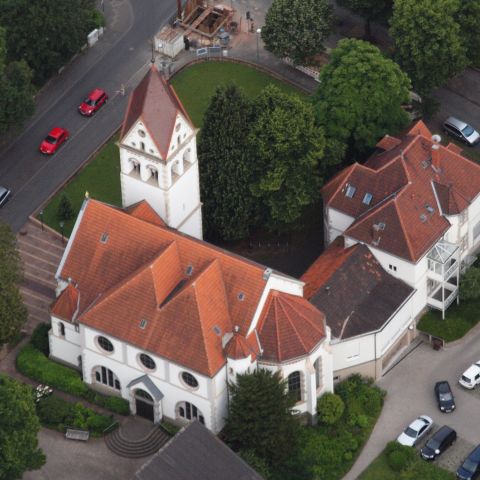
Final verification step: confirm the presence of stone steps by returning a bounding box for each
[105,425,170,458]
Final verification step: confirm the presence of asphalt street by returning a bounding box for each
[0,0,177,232]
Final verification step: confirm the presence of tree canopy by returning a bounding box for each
[0,0,102,85]
[0,375,45,480]
[198,84,255,241]
[456,0,480,68]
[389,0,467,95]
[224,369,299,467]
[460,266,480,300]
[0,223,28,345]
[0,27,35,134]
[337,0,386,38]
[314,38,411,165]
[261,0,334,65]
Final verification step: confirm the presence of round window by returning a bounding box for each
[181,372,198,388]
[139,353,156,370]
[175,123,181,132]
[138,129,146,138]
[97,336,114,352]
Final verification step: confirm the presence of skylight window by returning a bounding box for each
[238,292,245,301]
[425,204,435,214]
[100,232,108,243]
[139,319,148,329]
[362,193,373,205]
[186,265,193,276]
[213,325,221,336]
[421,159,430,169]
[345,184,356,198]
[420,214,427,223]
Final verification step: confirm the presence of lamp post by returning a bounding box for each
[39,210,44,231]
[256,28,262,63]
[59,221,65,244]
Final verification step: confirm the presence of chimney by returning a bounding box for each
[431,134,442,171]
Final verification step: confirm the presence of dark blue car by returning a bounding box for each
[457,445,480,480]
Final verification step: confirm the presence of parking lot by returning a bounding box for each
[345,323,480,480]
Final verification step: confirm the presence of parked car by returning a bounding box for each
[78,88,108,116]
[457,444,480,479]
[459,362,480,389]
[435,381,456,413]
[39,127,69,155]
[397,415,433,447]
[421,425,457,460]
[0,186,11,208]
[443,117,480,146]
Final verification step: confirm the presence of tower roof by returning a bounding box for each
[120,65,194,159]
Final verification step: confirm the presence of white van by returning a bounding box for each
[459,362,480,389]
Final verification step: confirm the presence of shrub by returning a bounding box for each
[385,441,416,472]
[30,323,50,356]
[317,392,345,425]
[36,395,116,437]
[16,344,130,415]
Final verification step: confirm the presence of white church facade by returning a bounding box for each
[48,66,333,432]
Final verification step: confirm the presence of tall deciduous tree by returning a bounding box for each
[460,266,480,301]
[456,0,480,68]
[249,85,325,228]
[0,28,35,134]
[0,223,28,345]
[390,0,467,95]
[0,0,100,85]
[0,375,45,480]
[313,38,411,165]
[337,0,386,38]
[224,369,299,467]
[198,84,255,241]
[261,0,334,65]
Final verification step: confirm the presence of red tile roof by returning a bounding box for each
[50,283,79,321]
[323,120,480,262]
[125,200,167,227]
[224,333,258,360]
[58,200,272,376]
[256,290,326,363]
[120,65,194,159]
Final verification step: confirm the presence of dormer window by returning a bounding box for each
[362,193,373,205]
[345,184,356,198]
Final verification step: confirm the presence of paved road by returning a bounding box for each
[344,325,480,479]
[0,0,177,232]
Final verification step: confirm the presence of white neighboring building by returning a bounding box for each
[119,65,203,240]
[49,199,333,432]
[322,121,480,320]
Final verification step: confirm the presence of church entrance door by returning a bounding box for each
[134,389,155,422]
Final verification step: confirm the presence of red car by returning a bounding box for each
[78,88,108,116]
[39,127,69,155]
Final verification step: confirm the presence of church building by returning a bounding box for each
[48,66,333,432]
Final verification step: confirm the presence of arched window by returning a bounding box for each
[177,401,204,424]
[135,389,153,402]
[147,166,158,182]
[288,371,302,402]
[93,366,120,390]
[181,371,198,388]
[183,148,191,164]
[59,322,65,337]
[314,358,322,390]
[129,159,140,175]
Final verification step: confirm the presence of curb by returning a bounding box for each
[444,319,480,348]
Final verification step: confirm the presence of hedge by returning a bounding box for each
[17,344,130,415]
[36,395,117,437]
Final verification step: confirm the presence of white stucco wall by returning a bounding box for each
[324,207,355,245]
[49,317,82,367]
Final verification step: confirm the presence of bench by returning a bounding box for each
[65,428,90,442]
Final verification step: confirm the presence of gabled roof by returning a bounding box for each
[303,240,414,339]
[120,65,194,159]
[224,332,258,360]
[125,200,167,227]
[322,120,480,262]
[50,283,79,321]
[58,200,269,377]
[133,421,264,480]
[256,290,326,363]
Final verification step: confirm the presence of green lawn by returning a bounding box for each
[39,134,121,237]
[170,61,309,127]
[39,62,307,235]
[359,449,455,480]
[417,297,480,342]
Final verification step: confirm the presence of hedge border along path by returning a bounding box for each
[16,344,130,415]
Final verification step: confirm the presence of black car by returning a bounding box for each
[457,444,480,479]
[435,381,456,413]
[421,426,457,460]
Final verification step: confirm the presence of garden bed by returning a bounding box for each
[17,344,130,415]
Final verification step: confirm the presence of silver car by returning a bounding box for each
[443,116,480,146]
[0,186,11,208]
